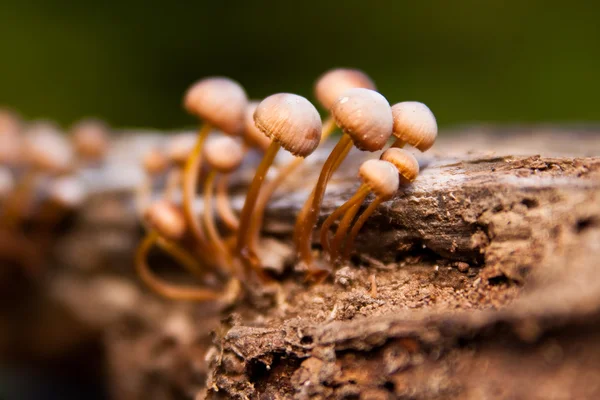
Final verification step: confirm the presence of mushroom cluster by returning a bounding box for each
[134,68,438,301]
[0,111,112,273]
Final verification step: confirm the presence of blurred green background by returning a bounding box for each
[0,0,598,129]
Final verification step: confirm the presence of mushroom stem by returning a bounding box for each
[136,231,221,301]
[248,116,337,250]
[203,170,233,273]
[321,184,370,260]
[216,174,239,231]
[391,138,406,148]
[182,123,212,253]
[294,133,353,270]
[341,196,388,261]
[154,234,206,281]
[236,141,281,280]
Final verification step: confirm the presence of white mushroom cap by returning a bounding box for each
[331,88,393,152]
[243,101,272,151]
[254,93,322,158]
[204,135,245,173]
[314,68,376,110]
[380,148,420,182]
[391,101,437,152]
[358,159,399,198]
[184,77,248,135]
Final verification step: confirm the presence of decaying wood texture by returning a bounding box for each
[2,126,599,399]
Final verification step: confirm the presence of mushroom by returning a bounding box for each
[323,148,419,261]
[137,147,169,217]
[246,69,376,259]
[70,119,111,165]
[294,88,393,276]
[165,133,197,201]
[202,135,245,273]
[0,109,23,167]
[390,101,437,150]
[340,150,419,262]
[236,93,322,280]
[136,200,222,301]
[182,77,248,255]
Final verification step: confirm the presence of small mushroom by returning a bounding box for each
[340,150,419,261]
[246,69,376,259]
[70,119,111,165]
[164,133,197,200]
[136,200,222,301]
[182,77,248,255]
[236,93,322,280]
[294,88,393,277]
[137,147,169,216]
[202,135,244,273]
[390,101,437,151]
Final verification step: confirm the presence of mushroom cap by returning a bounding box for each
[0,109,22,135]
[48,176,86,209]
[71,119,110,161]
[331,88,393,152]
[358,159,399,198]
[380,148,420,182]
[204,135,245,173]
[0,128,22,165]
[166,133,197,165]
[253,93,322,158]
[243,101,272,151]
[183,77,248,135]
[142,148,169,175]
[23,122,73,173]
[144,200,186,240]
[391,101,437,152]
[314,68,376,110]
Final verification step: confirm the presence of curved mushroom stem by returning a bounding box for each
[341,195,389,262]
[294,133,354,271]
[182,123,212,253]
[236,141,281,281]
[322,184,370,261]
[203,170,233,274]
[248,116,337,252]
[136,231,221,301]
[154,234,206,281]
[391,138,406,148]
[216,174,239,232]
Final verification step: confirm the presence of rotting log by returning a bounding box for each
[2,127,599,399]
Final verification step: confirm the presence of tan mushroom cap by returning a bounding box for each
[0,128,22,165]
[166,133,197,165]
[331,88,393,152]
[144,200,187,240]
[380,148,420,182]
[391,101,437,152]
[204,135,245,173]
[23,122,73,173]
[71,119,110,161]
[48,176,86,209]
[314,68,376,110]
[0,167,14,198]
[0,109,22,135]
[142,148,169,175]
[358,159,399,198]
[253,93,322,158]
[243,101,272,151]
[184,77,248,135]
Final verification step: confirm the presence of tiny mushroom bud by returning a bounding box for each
[295,88,393,277]
[341,160,399,261]
[144,200,187,241]
[380,147,420,182]
[236,93,322,280]
[182,77,248,256]
[391,101,437,151]
[202,136,245,273]
[142,148,169,176]
[71,119,111,163]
